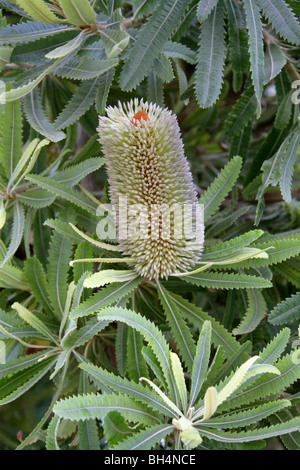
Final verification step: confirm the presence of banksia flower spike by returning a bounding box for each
[97,99,205,280]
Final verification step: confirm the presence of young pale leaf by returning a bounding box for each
[203,386,218,421]
[58,0,96,26]
[84,270,137,289]
[170,352,188,413]
[195,1,226,108]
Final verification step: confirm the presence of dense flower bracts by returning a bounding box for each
[98,99,204,279]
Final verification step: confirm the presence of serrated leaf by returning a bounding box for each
[243,0,264,112]
[166,292,241,360]
[256,0,300,45]
[0,201,24,267]
[97,306,179,405]
[189,321,211,407]
[15,0,63,24]
[23,88,66,142]
[54,78,101,130]
[181,271,272,290]
[197,0,219,22]
[195,1,226,108]
[198,156,242,222]
[279,130,300,202]
[233,289,267,335]
[269,292,300,325]
[225,86,257,136]
[157,281,196,372]
[54,392,160,425]
[54,56,118,81]
[119,0,189,91]
[264,42,286,84]
[0,22,73,45]
[69,277,140,320]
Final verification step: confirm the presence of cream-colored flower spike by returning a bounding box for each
[98,99,205,280]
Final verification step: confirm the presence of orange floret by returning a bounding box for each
[131,110,149,126]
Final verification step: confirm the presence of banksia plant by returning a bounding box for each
[97,99,204,279]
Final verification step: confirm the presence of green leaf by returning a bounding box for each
[84,270,137,289]
[95,68,115,115]
[269,292,300,325]
[16,189,56,208]
[119,0,189,91]
[243,0,264,111]
[54,57,118,81]
[164,40,196,64]
[127,327,149,382]
[189,321,211,406]
[279,130,300,202]
[15,0,63,24]
[24,257,53,316]
[165,292,241,360]
[100,29,130,59]
[113,424,174,450]
[97,306,179,405]
[197,0,219,22]
[156,281,196,372]
[58,0,96,26]
[12,302,58,344]
[233,289,267,335]
[47,230,73,319]
[0,45,13,71]
[0,22,73,45]
[0,96,22,178]
[78,371,100,450]
[54,393,160,425]
[226,0,249,77]
[198,156,242,222]
[256,0,300,45]
[26,175,98,214]
[220,350,300,411]
[23,88,66,142]
[181,270,272,289]
[69,277,140,320]
[0,355,57,405]
[79,362,177,418]
[198,417,300,443]
[264,42,286,84]
[224,86,257,136]
[0,201,24,267]
[54,78,101,130]
[0,350,53,379]
[195,0,226,108]
[45,31,86,59]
